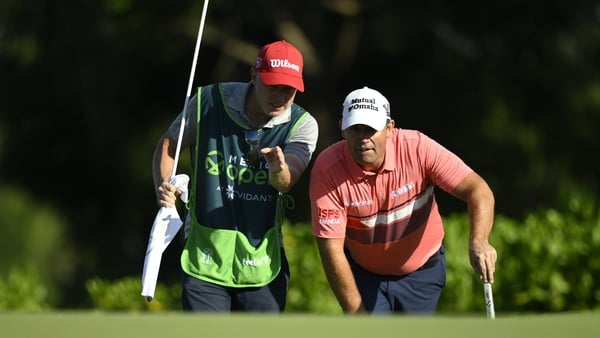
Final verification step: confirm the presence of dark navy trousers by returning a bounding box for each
[347,246,446,314]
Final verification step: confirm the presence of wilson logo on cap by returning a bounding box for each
[268,59,300,72]
[254,40,304,92]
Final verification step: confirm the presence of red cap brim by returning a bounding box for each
[259,72,304,92]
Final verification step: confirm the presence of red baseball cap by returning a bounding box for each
[254,40,304,92]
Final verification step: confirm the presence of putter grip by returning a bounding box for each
[483,282,496,319]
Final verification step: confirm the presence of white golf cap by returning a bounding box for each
[341,86,391,131]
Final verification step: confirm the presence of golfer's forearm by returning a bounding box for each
[320,256,364,313]
[468,187,495,242]
[316,238,366,313]
[454,172,495,242]
[333,286,364,313]
[324,268,364,313]
[469,210,494,243]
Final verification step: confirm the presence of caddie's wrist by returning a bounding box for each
[156,180,168,193]
[269,162,287,174]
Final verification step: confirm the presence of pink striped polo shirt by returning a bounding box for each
[309,128,472,275]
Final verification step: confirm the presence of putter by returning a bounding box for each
[483,282,496,319]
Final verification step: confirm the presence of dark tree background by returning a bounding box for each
[1,0,599,307]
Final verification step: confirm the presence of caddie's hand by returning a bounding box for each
[261,146,287,172]
[156,181,179,208]
[469,240,497,283]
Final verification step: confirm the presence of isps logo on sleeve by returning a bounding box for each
[318,208,341,225]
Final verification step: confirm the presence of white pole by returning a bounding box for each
[171,0,210,178]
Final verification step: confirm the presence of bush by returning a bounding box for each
[82,199,600,314]
[439,188,600,314]
[0,185,76,309]
[85,277,181,312]
[0,264,49,311]
[17,186,590,314]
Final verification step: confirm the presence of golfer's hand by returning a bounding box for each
[469,240,497,283]
[156,181,179,208]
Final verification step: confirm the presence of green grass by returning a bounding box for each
[0,312,597,338]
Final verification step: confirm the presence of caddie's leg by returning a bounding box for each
[232,249,290,312]
[181,272,231,311]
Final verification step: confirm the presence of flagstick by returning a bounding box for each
[171,0,210,178]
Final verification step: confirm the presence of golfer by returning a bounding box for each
[309,86,496,314]
[153,40,318,312]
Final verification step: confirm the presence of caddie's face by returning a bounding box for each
[342,120,394,172]
[253,72,297,117]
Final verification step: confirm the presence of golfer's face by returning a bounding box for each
[342,122,391,172]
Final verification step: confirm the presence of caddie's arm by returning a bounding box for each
[261,146,305,193]
[152,133,178,208]
[451,171,497,283]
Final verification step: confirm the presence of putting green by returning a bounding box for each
[0,312,597,338]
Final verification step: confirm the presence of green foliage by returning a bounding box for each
[439,188,600,314]
[82,193,600,314]
[0,264,49,311]
[0,185,76,307]
[3,184,593,314]
[85,277,181,312]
